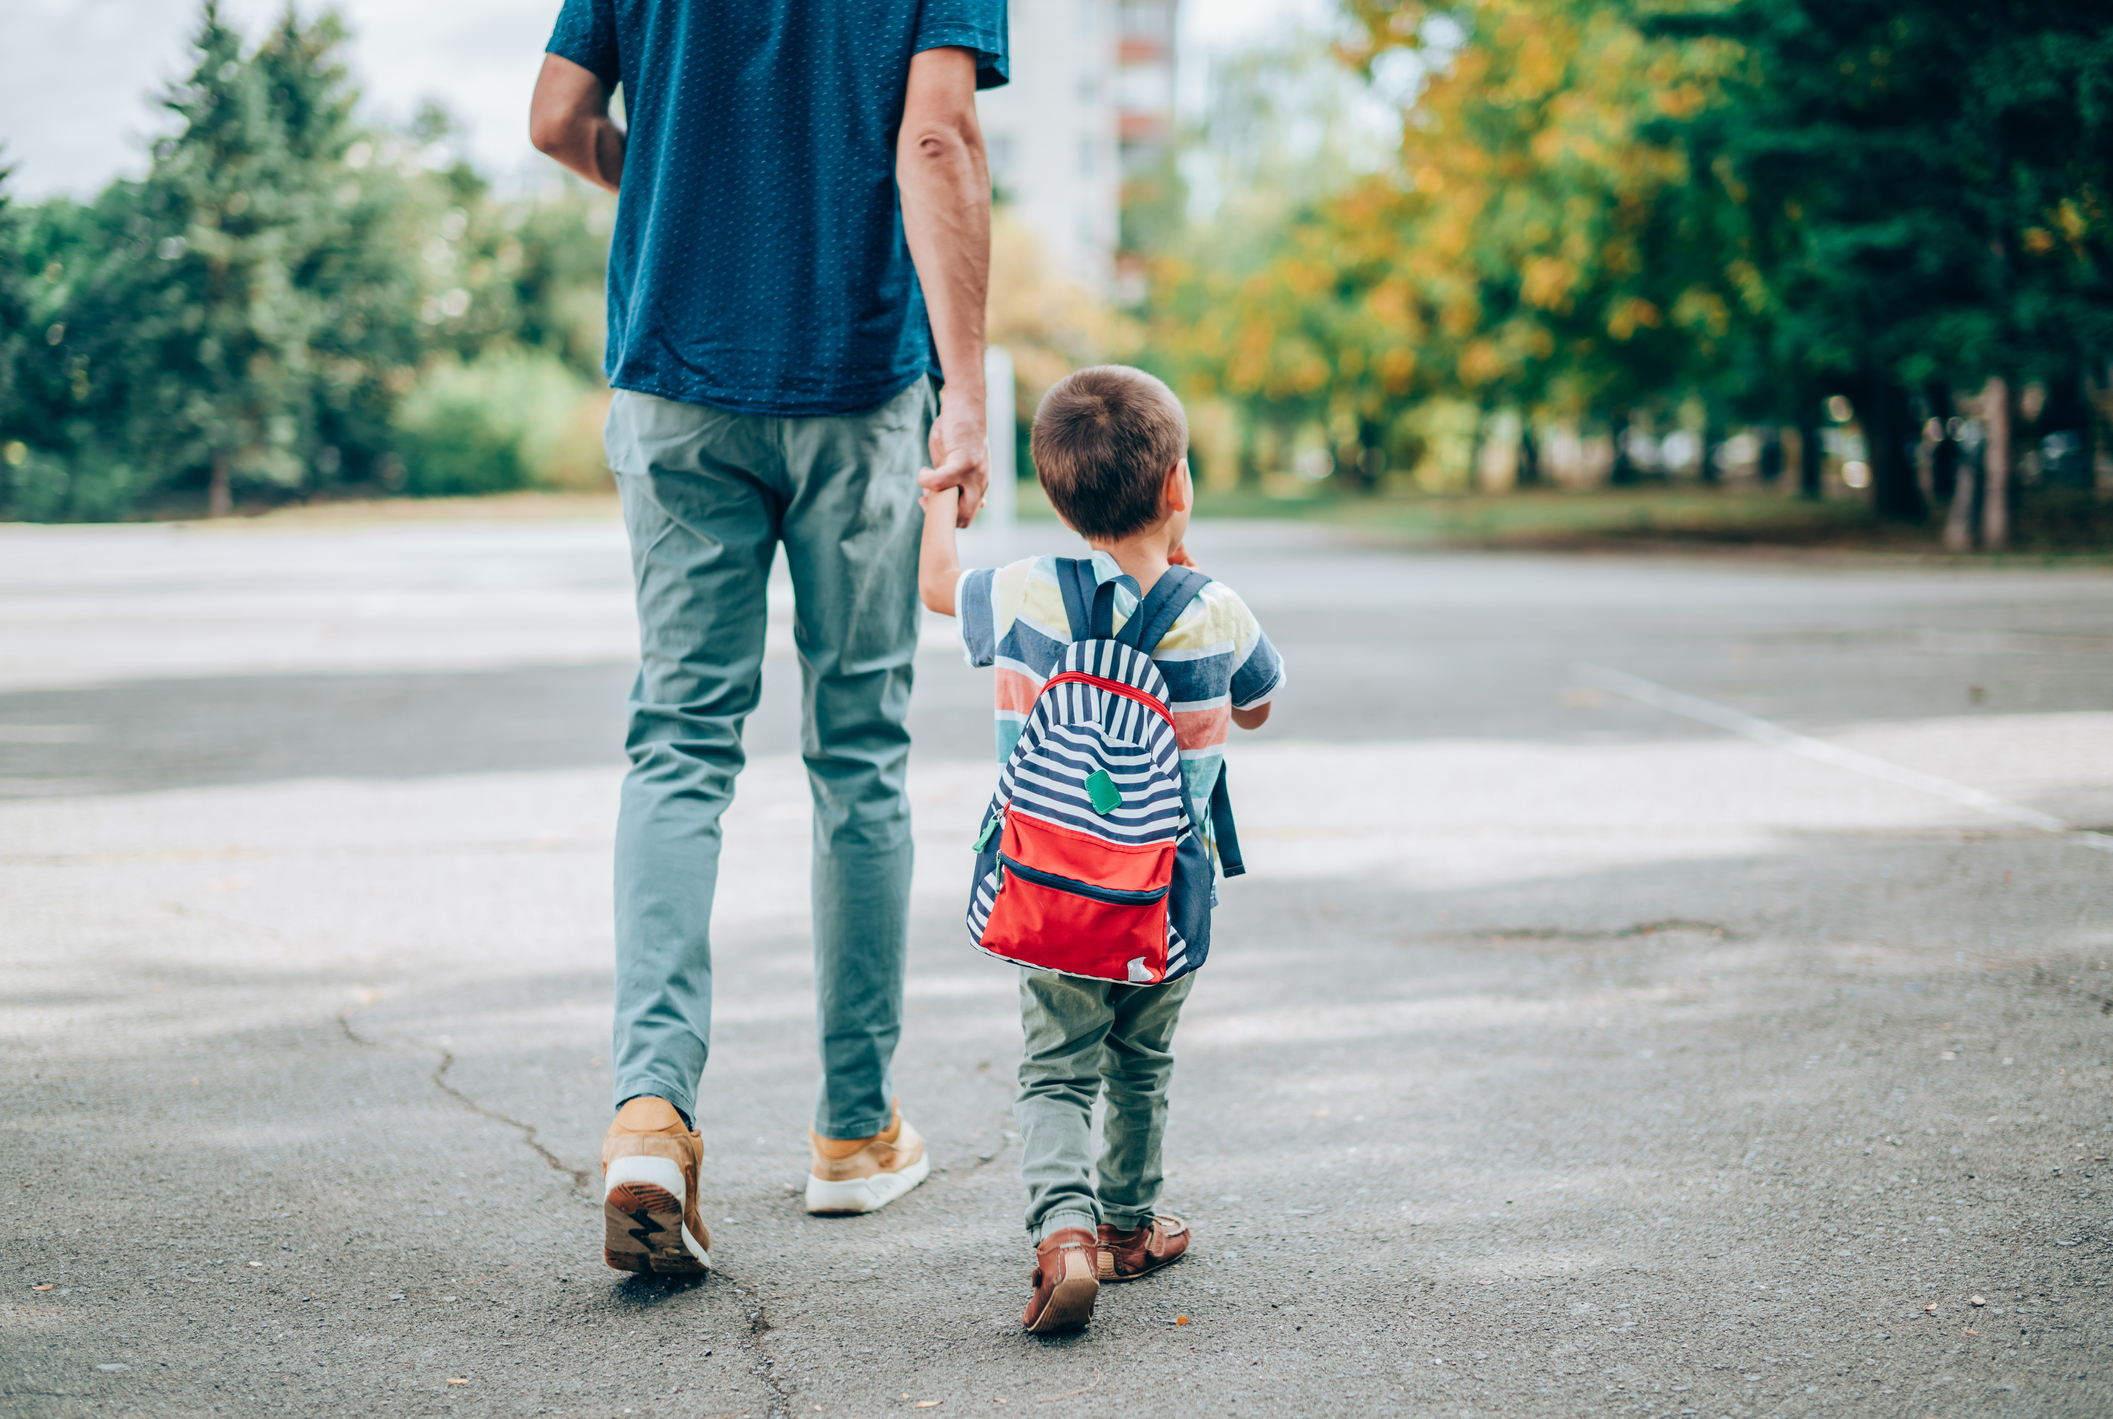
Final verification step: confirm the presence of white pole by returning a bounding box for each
[984,344,1017,543]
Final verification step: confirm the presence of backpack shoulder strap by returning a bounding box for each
[1054,558,1096,641]
[1119,565,1246,875]
[1209,760,1246,878]
[1120,566,1211,655]
[1056,557,1136,642]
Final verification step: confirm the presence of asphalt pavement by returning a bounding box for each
[2,507,2109,1419]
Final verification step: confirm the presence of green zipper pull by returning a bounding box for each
[973,813,1002,851]
[1084,769,1122,815]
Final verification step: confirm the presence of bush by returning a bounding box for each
[391,350,597,497]
[2,443,150,522]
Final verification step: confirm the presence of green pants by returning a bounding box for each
[605,379,931,1140]
[1015,967,1195,1241]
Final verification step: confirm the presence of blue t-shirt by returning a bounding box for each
[547,0,1009,417]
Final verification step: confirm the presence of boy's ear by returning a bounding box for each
[1164,458,1191,513]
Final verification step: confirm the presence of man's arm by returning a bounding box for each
[1232,703,1271,730]
[529,53,625,193]
[919,486,962,615]
[899,47,991,529]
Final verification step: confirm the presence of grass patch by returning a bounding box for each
[1195,485,1876,547]
[1014,480,2111,558]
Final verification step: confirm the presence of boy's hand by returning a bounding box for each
[918,483,963,615]
[1169,541,1199,570]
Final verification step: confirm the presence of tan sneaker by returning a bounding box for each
[601,1096,710,1275]
[804,1101,931,1215]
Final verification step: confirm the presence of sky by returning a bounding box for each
[0,0,1335,202]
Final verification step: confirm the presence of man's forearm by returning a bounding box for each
[547,118,624,193]
[897,51,990,411]
[576,118,626,192]
[529,53,625,194]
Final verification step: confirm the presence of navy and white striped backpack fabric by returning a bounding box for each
[966,559,1243,985]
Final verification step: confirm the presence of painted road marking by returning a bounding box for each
[1573,661,2113,854]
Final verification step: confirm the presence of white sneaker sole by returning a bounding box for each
[804,1150,932,1215]
[603,1155,711,1275]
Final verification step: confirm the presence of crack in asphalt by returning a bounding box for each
[739,1294,793,1419]
[336,1009,593,1192]
[337,1004,806,1419]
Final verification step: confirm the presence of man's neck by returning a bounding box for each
[1086,531,1173,598]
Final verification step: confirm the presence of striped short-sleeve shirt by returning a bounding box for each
[954,552,1286,811]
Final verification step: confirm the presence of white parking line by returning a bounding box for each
[1572,661,2113,854]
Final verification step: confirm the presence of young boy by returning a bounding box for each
[918,365,1285,1334]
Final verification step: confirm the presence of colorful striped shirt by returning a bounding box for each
[954,552,1286,813]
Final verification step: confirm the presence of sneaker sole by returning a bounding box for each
[1024,1274,1099,1334]
[602,1156,710,1276]
[803,1150,932,1215]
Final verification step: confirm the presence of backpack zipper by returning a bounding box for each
[996,852,1170,906]
[1040,671,1176,729]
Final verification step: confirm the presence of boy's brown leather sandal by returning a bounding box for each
[1096,1215,1189,1281]
[1023,1227,1101,1333]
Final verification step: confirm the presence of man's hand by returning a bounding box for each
[898,46,990,529]
[529,54,624,193]
[920,397,989,528]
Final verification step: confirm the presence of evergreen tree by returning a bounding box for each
[136,0,325,513]
[250,5,425,489]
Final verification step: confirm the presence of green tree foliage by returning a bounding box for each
[0,2,612,520]
[0,154,29,449]
[1147,0,2113,537]
[1151,1,1750,488]
[1655,0,2113,525]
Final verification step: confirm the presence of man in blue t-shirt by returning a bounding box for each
[529,0,1007,1276]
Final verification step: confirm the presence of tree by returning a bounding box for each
[138,1,357,512]
[1657,0,2113,537]
[1149,1,1754,488]
[0,152,29,447]
[1,1,613,519]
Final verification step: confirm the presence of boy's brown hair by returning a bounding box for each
[1030,365,1189,540]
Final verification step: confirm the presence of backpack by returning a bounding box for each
[965,558,1245,985]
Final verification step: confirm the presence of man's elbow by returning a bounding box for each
[903,118,980,173]
[528,109,571,158]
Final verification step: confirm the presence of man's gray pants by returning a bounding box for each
[604,379,931,1140]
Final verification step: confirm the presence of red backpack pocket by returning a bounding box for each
[979,811,1176,983]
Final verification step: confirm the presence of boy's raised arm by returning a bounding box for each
[919,485,963,615]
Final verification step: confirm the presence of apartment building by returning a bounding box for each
[975,0,1179,298]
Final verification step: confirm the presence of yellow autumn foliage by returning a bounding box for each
[987,207,1138,422]
[1148,0,1749,449]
